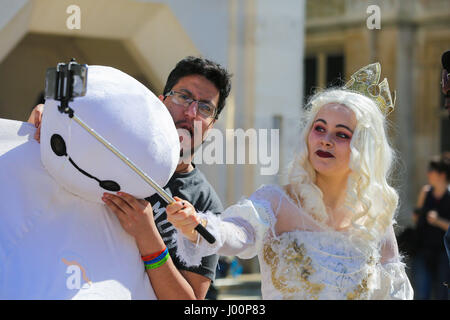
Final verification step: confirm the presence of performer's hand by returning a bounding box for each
[102,192,157,241]
[27,104,44,143]
[167,197,201,243]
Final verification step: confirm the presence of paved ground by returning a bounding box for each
[214,273,262,300]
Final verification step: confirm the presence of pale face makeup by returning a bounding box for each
[307,103,357,180]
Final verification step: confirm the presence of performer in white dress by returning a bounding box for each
[166,63,414,300]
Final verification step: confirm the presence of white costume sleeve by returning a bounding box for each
[372,225,414,300]
[175,186,279,267]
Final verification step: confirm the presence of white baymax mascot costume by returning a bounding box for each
[0,66,180,299]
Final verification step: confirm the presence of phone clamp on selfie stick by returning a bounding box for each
[45,59,216,244]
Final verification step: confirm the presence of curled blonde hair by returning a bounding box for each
[288,89,398,241]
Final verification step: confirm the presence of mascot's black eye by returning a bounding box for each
[100,180,121,192]
[51,134,67,156]
[50,133,121,192]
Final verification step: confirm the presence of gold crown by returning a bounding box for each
[343,62,395,115]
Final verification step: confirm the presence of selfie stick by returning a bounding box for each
[48,60,216,244]
[72,116,216,244]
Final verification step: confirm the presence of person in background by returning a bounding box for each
[412,155,450,300]
[441,51,450,279]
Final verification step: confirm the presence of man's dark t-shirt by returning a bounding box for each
[145,165,222,281]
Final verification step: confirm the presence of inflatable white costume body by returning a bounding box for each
[0,66,180,299]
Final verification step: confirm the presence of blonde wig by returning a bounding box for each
[288,89,398,241]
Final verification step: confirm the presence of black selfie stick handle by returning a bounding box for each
[195,224,216,244]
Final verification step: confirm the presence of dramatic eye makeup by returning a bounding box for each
[336,132,351,139]
[313,124,326,133]
[335,124,353,134]
[313,119,353,139]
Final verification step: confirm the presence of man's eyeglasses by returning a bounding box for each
[165,90,217,120]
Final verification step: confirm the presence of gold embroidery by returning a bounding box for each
[346,276,370,300]
[263,237,324,299]
[346,255,375,300]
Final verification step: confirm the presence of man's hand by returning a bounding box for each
[102,192,209,299]
[102,192,157,244]
[166,197,201,243]
[27,104,44,143]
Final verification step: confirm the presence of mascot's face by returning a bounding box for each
[40,66,180,204]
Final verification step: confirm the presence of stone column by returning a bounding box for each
[225,0,305,273]
[395,24,416,227]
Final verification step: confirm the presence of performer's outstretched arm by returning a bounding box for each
[167,196,270,266]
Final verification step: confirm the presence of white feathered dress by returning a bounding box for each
[176,184,413,300]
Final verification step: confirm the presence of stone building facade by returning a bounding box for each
[304,0,450,227]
